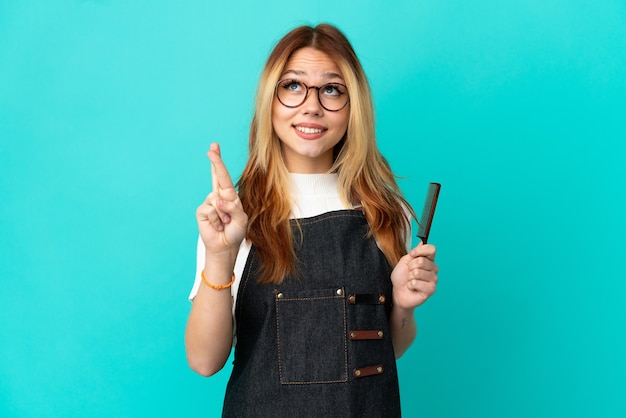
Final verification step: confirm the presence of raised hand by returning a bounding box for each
[390,243,438,310]
[196,143,248,259]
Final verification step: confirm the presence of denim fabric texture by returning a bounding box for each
[222,210,401,417]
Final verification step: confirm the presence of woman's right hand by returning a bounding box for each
[196,143,248,259]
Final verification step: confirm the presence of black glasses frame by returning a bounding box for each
[275,79,350,112]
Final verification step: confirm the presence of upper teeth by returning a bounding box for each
[296,126,323,134]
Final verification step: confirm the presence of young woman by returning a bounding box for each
[185,24,438,417]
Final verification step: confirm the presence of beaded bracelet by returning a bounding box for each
[201,270,236,290]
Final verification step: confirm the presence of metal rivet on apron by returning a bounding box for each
[276,293,284,299]
[348,294,356,303]
[377,366,383,373]
[350,332,357,339]
[336,288,343,296]
[378,295,386,304]
[377,331,383,338]
[354,369,361,377]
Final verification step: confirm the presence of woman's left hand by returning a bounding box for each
[391,243,439,310]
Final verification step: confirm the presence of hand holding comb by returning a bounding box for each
[416,182,441,244]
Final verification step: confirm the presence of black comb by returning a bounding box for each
[416,182,441,244]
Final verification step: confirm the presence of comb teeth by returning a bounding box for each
[417,182,441,244]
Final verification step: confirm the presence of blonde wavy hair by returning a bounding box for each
[237,24,415,284]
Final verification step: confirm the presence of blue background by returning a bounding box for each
[1,1,625,417]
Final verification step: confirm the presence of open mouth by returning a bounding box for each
[294,126,325,134]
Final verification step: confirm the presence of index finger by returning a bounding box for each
[410,243,436,260]
[207,143,235,191]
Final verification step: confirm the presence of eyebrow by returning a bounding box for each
[281,69,344,81]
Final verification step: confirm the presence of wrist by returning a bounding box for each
[391,305,415,320]
[205,249,238,269]
[203,252,237,288]
[201,270,236,290]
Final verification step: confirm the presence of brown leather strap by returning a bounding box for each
[349,330,384,340]
[353,365,384,378]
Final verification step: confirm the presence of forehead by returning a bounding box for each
[282,47,343,80]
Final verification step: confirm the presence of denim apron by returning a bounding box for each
[222,210,401,417]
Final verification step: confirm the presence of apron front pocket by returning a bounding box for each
[275,287,348,384]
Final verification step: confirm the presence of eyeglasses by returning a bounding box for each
[275,79,349,112]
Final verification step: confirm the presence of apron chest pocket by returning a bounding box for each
[275,287,348,384]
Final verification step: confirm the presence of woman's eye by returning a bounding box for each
[282,80,303,92]
[322,84,343,96]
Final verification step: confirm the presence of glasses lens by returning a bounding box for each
[276,79,306,107]
[318,83,348,111]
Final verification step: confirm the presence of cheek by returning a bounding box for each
[334,110,349,135]
[271,104,286,136]
[272,101,291,125]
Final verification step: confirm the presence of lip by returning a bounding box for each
[293,123,327,140]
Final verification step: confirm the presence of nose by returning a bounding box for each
[300,87,323,114]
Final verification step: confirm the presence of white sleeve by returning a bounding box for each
[187,235,206,301]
